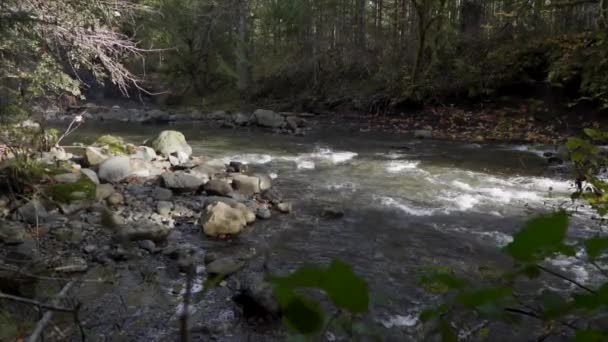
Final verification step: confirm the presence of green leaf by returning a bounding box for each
[585,237,608,260]
[541,290,571,318]
[573,330,607,342]
[282,292,325,336]
[457,287,513,308]
[505,211,570,262]
[271,266,325,288]
[321,259,369,313]
[439,319,458,342]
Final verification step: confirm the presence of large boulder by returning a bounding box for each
[161,171,205,192]
[232,174,261,196]
[149,130,192,158]
[202,201,254,237]
[253,109,285,128]
[98,156,132,183]
[86,146,108,166]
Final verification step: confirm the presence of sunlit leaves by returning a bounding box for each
[271,259,369,337]
[505,211,572,262]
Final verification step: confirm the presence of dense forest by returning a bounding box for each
[3,1,608,342]
[2,0,608,114]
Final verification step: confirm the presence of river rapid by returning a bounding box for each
[65,121,601,341]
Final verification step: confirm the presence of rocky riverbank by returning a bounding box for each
[0,126,295,340]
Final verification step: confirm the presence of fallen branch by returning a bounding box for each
[26,281,75,342]
[0,292,76,313]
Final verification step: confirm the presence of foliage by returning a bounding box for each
[270,259,370,339]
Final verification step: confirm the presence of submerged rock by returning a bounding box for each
[98,156,132,183]
[206,257,245,276]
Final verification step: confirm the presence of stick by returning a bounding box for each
[26,281,75,342]
[0,292,75,313]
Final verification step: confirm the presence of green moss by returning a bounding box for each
[47,176,96,203]
[95,134,127,154]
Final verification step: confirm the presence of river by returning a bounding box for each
[62,121,599,341]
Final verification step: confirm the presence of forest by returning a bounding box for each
[2,0,608,341]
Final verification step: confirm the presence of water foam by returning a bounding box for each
[375,195,435,216]
[386,160,420,173]
[380,314,418,328]
[222,153,273,165]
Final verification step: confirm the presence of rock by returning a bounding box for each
[120,220,172,242]
[190,163,223,182]
[0,219,25,245]
[149,130,192,158]
[254,173,272,191]
[47,147,71,161]
[131,146,157,162]
[321,206,344,219]
[130,158,162,178]
[83,245,97,254]
[86,146,109,166]
[98,156,132,183]
[232,112,251,126]
[55,257,88,273]
[277,202,292,214]
[107,192,124,206]
[96,183,115,201]
[256,206,271,220]
[80,168,100,184]
[232,174,261,196]
[161,171,205,192]
[18,200,48,224]
[16,119,40,129]
[157,201,173,217]
[547,157,563,165]
[204,179,233,197]
[232,203,256,224]
[206,257,245,276]
[202,202,250,237]
[235,271,280,317]
[137,240,157,253]
[229,161,249,173]
[152,187,173,201]
[285,116,305,132]
[253,109,285,128]
[53,173,80,184]
[209,110,230,121]
[260,189,282,204]
[414,129,432,139]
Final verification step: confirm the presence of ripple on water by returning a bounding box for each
[385,160,420,173]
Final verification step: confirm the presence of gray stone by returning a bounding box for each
[0,219,25,245]
[96,183,115,201]
[81,168,100,184]
[232,174,261,196]
[86,146,108,166]
[254,173,272,191]
[137,240,157,253]
[157,201,173,217]
[236,271,280,316]
[53,173,80,183]
[119,220,172,242]
[260,189,282,204]
[256,206,271,220]
[18,200,48,224]
[321,206,344,219]
[204,179,233,197]
[149,130,192,158]
[83,245,97,253]
[98,156,132,183]
[277,202,292,214]
[153,187,173,201]
[107,192,124,206]
[232,112,251,126]
[131,146,157,162]
[253,109,285,128]
[229,161,248,173]
[161,171,205,192]
[414,129,432,139]
[206,257,245,276]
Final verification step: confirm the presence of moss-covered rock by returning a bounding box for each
[95,134,127,155]
[47,176,96,203]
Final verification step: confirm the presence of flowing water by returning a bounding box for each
[66,122,602,340]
